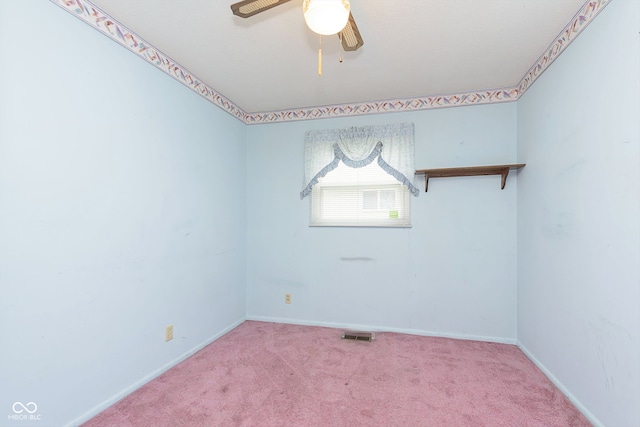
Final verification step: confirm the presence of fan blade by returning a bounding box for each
[339,12,364,51]
[230,0,292,18]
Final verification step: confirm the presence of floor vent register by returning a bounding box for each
[341,331,374,342]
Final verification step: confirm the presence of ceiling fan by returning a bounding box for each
[230,0,364,52]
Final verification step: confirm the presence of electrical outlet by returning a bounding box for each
[285,293,292,304]
[165,324,174,342]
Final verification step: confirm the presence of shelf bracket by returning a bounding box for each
[500,167,509,190]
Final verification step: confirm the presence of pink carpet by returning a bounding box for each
[83,321,590,426]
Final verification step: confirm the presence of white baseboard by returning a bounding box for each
[246,315,517,345]
[65,317,246,427]
[517,341,602,427]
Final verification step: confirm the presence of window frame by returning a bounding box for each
[309,160,412,228]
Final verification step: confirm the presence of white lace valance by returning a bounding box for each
[300,122,419,198]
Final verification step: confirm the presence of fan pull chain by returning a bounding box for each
[318,35,322,76]
[339,32,344,63]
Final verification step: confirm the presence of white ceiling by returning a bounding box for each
[75,0,595,117]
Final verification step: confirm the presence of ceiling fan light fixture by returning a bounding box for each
[303,0,350,36]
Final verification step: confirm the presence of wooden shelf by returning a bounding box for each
[415,164,525,192]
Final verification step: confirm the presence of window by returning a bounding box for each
[301,123,418,228]
[310,160,411,227]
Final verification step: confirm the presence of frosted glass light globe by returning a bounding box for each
[303,0,351,36]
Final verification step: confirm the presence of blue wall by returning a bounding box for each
[517,1,640,425]
[0,2,247,426]
[246,104,519,342]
